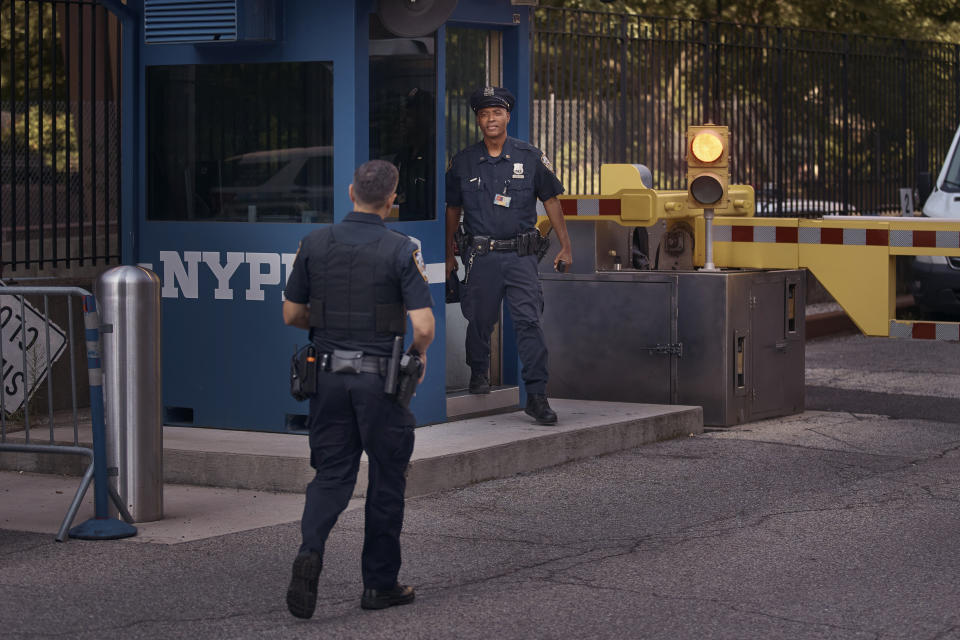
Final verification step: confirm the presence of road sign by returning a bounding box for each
[900,188,915,216]
[0,296,68,413]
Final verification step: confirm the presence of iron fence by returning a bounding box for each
[0,0,121,272]
[532,8,960,217]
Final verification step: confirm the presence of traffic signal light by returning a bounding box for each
[686,124,729,208]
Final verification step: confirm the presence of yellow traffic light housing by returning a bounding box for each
[686,124,730,208]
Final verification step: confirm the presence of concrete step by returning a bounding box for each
[0,399,702,497]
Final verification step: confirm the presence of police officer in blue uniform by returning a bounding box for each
[445,86,572,425]
[283,160,435,618]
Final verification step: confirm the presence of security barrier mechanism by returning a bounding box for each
[0,287,135,541]
[539,161,960,343]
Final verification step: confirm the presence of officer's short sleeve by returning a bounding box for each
[284,240,310,304]
[398,240,435,310]
[445,156,463,207]
[533,150,564,202]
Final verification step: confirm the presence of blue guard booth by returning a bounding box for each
[114,0,536,431]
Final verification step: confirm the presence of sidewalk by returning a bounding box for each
[0,399,702,542]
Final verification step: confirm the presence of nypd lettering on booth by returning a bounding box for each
[145,247,445,300]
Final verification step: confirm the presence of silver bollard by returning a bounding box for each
[96,266,163,522]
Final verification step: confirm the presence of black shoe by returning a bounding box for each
[286,552,322,619]
[525,394,558,425]
[469,372,490,394]
[361,584,416,610]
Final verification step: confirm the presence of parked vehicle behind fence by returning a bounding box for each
[910,124,960,316]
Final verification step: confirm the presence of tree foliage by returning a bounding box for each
[543,0,960,42]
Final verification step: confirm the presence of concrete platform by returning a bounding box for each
[0,399,701,542]
[2,399,702,496]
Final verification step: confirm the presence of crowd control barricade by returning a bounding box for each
[0,286,135,541]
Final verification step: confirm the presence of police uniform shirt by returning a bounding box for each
[285,211,434,357]
[445,137,564,239]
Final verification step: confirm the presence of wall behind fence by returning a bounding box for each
[532,8,960,217]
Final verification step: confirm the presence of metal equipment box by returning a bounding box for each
[539,222,805,426]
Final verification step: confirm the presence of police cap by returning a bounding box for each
[469,86,515,113]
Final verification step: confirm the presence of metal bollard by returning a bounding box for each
[96,266,163,522]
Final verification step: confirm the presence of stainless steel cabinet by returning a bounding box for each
[539,223,804,426]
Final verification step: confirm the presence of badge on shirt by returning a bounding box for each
[412,248,429,282]
[512,163,525,178]
[494,193,512,207]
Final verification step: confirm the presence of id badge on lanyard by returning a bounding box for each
[494,177,512,208]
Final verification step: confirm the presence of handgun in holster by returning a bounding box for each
[534,231,551,262]
[383,336,423,409]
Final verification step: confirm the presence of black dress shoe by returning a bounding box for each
[469,372,491,394]
[525,393,558,425]
[286,551,322,619]
[361,584,416,610]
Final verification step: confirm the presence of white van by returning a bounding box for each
[910,125,960,314]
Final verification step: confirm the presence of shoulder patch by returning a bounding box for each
[540,153,555,173]
[412,248,429,282]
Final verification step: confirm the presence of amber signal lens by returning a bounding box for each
[691,132,724,163]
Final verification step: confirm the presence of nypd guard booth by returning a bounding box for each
[105,0,536,431]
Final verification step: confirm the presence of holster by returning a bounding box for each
[534,233,551,262]
[453,225,469,258]
[290,344,318,402]
[394,353,423,409]
[516,229,550,261]
[461,234,489,285]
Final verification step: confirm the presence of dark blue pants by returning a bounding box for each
[461,251,548,395]
[299,370,415,590]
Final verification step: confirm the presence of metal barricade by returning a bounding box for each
[0,286,134,541]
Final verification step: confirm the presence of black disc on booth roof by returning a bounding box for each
[378,0,458,38]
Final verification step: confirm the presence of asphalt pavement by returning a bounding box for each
[4,333,960,639]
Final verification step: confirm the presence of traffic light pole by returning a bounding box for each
[702,207,718,271]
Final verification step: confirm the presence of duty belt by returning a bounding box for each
[487,238,519,251]
[320,352,391,375]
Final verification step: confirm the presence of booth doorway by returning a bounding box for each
[444,26,519,417]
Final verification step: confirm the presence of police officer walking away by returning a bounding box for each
[282,160,435,618]
[445,86,572,425]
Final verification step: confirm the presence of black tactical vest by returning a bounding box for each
[306,226,407,344]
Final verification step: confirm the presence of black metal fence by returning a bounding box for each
[0,0,121,273]
[533,8,960,216]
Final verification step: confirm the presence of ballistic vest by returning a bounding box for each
[307,226,406,345]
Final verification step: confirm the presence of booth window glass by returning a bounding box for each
[147,62,334,223]
[369,15,436,221]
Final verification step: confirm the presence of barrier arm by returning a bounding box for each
[710,215,960,340]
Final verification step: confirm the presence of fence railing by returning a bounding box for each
[0,285,131,540]
[532,8,960,217]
